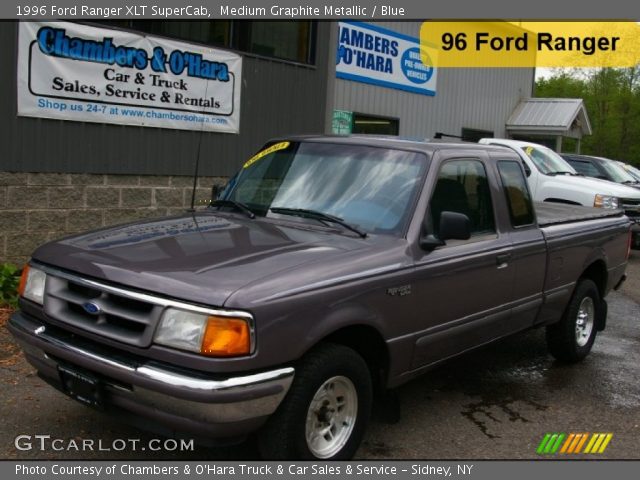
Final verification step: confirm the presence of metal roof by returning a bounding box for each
[506,98,592,136]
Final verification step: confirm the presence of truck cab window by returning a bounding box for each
[497,161,535,227]
[430,159,496,237]
[567,159,602,178]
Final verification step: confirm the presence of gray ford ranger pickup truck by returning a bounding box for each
[9,136,632,459]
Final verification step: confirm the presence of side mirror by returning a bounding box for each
[440,211,471,241]
[420,211,471,250]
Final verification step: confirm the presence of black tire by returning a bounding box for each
[258,343,372,460]
[546,279,601,363]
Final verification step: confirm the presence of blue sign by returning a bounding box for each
[336,22,437,96]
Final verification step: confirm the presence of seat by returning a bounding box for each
[430,178,471,235]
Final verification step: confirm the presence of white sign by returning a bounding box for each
[18,22,242,133]
[336,22,437,96]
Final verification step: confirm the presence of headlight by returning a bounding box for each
[154,308,252,357]
[18,265,47,305]
[594,194,620,209]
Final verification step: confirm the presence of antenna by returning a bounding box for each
[188,136,203,212]
[188,76,213,213]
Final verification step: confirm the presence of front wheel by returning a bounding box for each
[546,279,601,363]
[258,343,372,459]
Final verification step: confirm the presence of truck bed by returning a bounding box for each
[535,202,624,227]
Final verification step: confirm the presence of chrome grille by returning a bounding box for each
[44,275,163,347]
[621,198,640,222]
[35,264,255,351]
[622,198,640,208]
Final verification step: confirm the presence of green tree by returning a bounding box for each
[535,67,640,166]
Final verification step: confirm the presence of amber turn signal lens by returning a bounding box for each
[200,316,251,357]
[17,264,30,297]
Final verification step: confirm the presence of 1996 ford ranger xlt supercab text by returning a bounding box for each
[9,136,632,459]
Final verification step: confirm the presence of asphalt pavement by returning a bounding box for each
[1,253,638,460]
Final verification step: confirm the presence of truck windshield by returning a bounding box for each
[523,145,577,175]
[217,141,427,236]
[599,158,638,184]
[624,163,640,181]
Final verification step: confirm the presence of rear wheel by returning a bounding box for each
[258,343,372,459]
[546,279,601,362]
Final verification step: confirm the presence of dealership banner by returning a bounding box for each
[17,22,242,133]
[336,21,437,96]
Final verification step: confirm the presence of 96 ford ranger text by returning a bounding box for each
[9,136,632,459]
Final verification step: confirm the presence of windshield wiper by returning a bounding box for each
[270,207,367,238]
[548,171,576,176]
[210,199,256,218]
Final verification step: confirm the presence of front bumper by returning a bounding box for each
[8,312,294,440]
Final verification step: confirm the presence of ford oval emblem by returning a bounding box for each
[82,302,101,315]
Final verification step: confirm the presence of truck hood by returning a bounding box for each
[31,212,375,307]
[558,175,640,198]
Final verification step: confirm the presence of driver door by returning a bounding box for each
[410,153,515,368]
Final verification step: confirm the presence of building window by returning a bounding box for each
[461,128,494,142]
[132,21,230,47]
[235,22,315,64]
[352,114,399,135]
[94,21,316,65]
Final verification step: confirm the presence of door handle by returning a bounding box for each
[496,253,512,268]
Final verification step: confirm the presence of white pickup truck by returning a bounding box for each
[480,139,640,247]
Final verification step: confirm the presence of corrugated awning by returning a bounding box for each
[507,98,592,137]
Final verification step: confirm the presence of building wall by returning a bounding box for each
[333,22,535,139]
[0,21,331,177]
[0,172,226,265]
[0,21,331,265]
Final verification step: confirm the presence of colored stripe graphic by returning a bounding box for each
[584,434,600,453]
[584,433,613,453]
[598,434,613,453]
[538,433,613,454]
[537,434,552,454]
[550,433,565,453]
[537,433,565,454]
[544,433,559,453]
[574,433,589,453]
[565,433,584,453]
[560,433,575,453]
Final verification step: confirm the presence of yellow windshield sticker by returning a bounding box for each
[243,141,290,169]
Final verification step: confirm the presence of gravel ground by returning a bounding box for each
[1,252,638,460]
